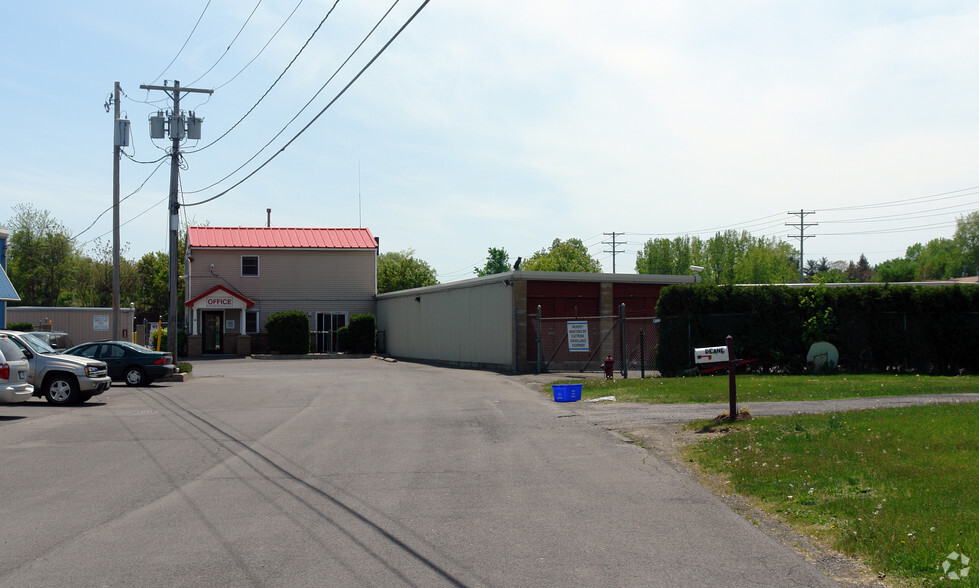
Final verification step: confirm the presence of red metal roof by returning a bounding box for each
[187,227,377,250]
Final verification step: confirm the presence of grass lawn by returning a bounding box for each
[565,373,979,403]
[688,405,979,585]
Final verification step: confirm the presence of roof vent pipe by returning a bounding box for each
[266,208,271,228]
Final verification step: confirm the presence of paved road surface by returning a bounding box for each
[0,358,840,586]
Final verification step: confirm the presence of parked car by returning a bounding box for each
[29,331,74,351]
[0,334,33,403]
[63,341,176,387]
[0,330,111,405]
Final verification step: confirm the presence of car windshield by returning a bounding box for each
[19,333,56,354]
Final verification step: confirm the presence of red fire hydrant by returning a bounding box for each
[603,354,614,380]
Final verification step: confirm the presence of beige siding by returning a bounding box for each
[6,307,136,345]
[186,248,377,332]
[377,281,513,369]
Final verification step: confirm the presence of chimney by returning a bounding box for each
[266,208,271,228]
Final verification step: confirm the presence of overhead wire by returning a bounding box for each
[185,0,342,155]
[211,0,307,91]
[148,0,213,86]
[187,0,264,88]
[184,0,429,207]
[72,158,169,245]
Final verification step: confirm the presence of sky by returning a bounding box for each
[2,1,978,281]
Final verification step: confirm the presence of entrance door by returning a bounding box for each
[202,311,224,354]
[315,312,347,353]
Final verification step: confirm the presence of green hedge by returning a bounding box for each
[337,313,375,354]
[267,311,309,355]
[655,284,979,376]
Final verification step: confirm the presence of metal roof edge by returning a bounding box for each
[376,271,697,300]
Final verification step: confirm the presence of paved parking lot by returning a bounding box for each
[0,358,840,587]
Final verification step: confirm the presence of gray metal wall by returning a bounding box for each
[377,277,514,370]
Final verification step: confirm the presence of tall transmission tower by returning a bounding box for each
[786,210,817,282]
[603,232,625,273]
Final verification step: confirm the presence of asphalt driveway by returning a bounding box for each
[0,358,845,587]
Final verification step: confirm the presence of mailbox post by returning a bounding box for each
[694,335,739,420]
[726,335,737,420]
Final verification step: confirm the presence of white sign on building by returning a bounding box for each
[567,321,589,352]
[93,315,109,331]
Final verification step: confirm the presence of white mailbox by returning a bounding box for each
[695,346,729,364]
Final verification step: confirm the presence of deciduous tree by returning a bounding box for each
[474,247,511,276]
[522,238,601,272]
[377,249,439,293]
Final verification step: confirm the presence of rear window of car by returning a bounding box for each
[0,338,25,361]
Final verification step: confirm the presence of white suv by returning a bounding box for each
[0,331,111,405]
[0,335,33,403]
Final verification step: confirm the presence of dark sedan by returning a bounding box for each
[63,341,176,386]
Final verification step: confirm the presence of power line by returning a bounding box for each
[187,0,264,88]
[148,0,213,86]
[786,209,817,282]
[211,0,307,91]
[184,0,431,207]
[72,158,168,243]
[602,232,625,273]
[185,0,343,155]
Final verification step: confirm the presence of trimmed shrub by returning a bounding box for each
[5,322,33,331]
[338,313,375,354]
[267,311,309,354]
[151,328,188,356]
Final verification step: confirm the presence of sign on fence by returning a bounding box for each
[567,321,589,352]
[695,346,729,364]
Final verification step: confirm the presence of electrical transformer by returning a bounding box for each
[114,118,130,147]
[149,112,165,139]
[186,113,203,140]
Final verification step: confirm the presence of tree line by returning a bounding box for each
[7,203,979,305]
[3,204,182,321]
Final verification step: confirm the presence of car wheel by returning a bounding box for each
[44,375,80,405]
[125,366,147,387]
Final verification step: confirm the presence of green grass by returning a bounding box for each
[559,373,979,403]
[688,405,979,585]
[177,362,192,373]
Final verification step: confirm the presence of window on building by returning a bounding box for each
[245,311,260,334]
[241,255,259,277]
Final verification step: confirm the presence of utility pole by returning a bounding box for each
[786,210,817,282]
[603,232,625,273]
[111,82,123,341]
[139,80,212,366]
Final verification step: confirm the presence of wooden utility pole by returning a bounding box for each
[112,82,122,341]
[138,81,213,365]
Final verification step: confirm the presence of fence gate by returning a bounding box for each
[528,309,659,376]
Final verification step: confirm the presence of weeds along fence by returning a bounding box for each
[529,309,660,376]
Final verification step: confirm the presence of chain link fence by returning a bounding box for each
[529,313,660,376]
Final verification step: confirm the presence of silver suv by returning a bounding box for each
[0,330,111,405]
